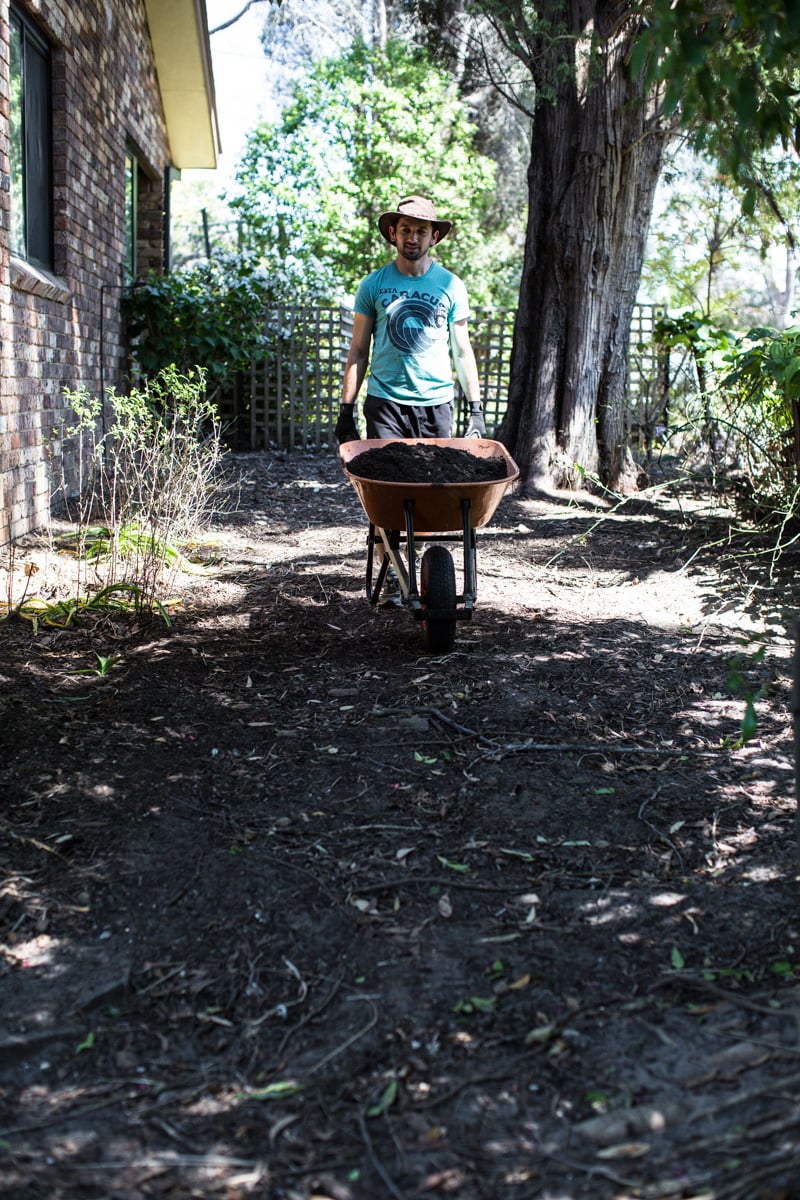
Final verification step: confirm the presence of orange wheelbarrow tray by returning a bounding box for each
[339,438,520,653]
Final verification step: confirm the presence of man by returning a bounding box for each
[335,195,485,444]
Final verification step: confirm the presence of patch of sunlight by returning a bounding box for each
[6,935,61,967]
[579,894,639,925]
[288,479,343,490]
[649,891,688,907]
[743,865,784,882]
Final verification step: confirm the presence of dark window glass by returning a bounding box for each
[9,7,53,270]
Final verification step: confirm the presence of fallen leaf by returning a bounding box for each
[597,1142,651,1159]
[524,1023,556,1045]
[248,1080,303,1101]
[576,1101,685,1144]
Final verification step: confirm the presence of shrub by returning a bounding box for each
[657,313,800,532]
[51,366,230,614]
[123,253,273,391]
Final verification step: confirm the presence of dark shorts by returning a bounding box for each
[364,394,453,440]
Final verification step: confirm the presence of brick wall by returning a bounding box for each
[0,0,171,542]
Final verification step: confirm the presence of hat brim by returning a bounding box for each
[378,211,452,243]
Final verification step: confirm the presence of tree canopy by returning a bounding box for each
[227,37,519,306]
[633,0,800,190]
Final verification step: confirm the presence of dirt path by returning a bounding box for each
[0,450,797,1200]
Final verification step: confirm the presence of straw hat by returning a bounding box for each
[378,195,452,243]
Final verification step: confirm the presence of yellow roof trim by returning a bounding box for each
[144,0,220,169]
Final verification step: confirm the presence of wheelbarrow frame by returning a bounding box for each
[340,438,520,651]
[364,496,477,623]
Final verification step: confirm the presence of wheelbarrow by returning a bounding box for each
[339,437,520,653]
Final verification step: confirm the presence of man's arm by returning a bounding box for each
[450,320,481,407]
[342,312,374,406]
[450,320,486,437]
[335,311,374,443]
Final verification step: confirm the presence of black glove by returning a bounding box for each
[465,400,486,438]
[335,404,360,444]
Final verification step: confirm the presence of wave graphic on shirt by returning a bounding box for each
[386,296,443,354]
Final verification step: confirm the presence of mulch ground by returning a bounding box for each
[0,449,798,1200]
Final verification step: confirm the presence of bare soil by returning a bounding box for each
[0,449,798,1200]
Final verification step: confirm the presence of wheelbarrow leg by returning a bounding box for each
[461,498,476,613]
[366,522,391,604]
[404,499,420,602]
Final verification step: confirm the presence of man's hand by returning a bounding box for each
[335,404,360,444]
[465,400,486,438]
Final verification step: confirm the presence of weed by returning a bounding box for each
[68,652,122,678]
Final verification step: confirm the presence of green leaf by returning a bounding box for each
[740,696,758,744]
[771,960,794,978]
[628,37,652,82]
[367,1078,398,1117]
[437,855,469,873]
[671,946,685,970]
[76,1032,95,1054]
[454,994,497,1015]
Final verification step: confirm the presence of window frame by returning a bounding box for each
[9,4,54,272]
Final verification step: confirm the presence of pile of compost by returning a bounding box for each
[347,440,508,483]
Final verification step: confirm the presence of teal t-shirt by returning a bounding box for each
[353,260,470,406]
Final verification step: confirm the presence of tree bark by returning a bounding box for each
[497,2,669,494]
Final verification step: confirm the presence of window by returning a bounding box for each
[9,6,53,270]
[125,153,138,282]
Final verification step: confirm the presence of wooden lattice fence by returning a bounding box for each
[219,302,666,451]
[626,302,668,442]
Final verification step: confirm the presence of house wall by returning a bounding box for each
[0,0,172,542]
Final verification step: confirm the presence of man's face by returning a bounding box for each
[391,218,439,261]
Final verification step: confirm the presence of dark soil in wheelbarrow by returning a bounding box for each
[1,448,798,1200]
[347,441,509,483]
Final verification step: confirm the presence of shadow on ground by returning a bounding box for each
[0,451,798,1200]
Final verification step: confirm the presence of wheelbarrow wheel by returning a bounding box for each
[420,545,457,654]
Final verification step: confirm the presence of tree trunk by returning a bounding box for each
[498,3,669,494]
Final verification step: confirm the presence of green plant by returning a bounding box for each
[655,315,800,533]
[69,652,122,678]
[453,995,498,1016]
[50,366,230,615]
[123,253,273,390]
[725,636,768,747]
[721,324,800,521]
